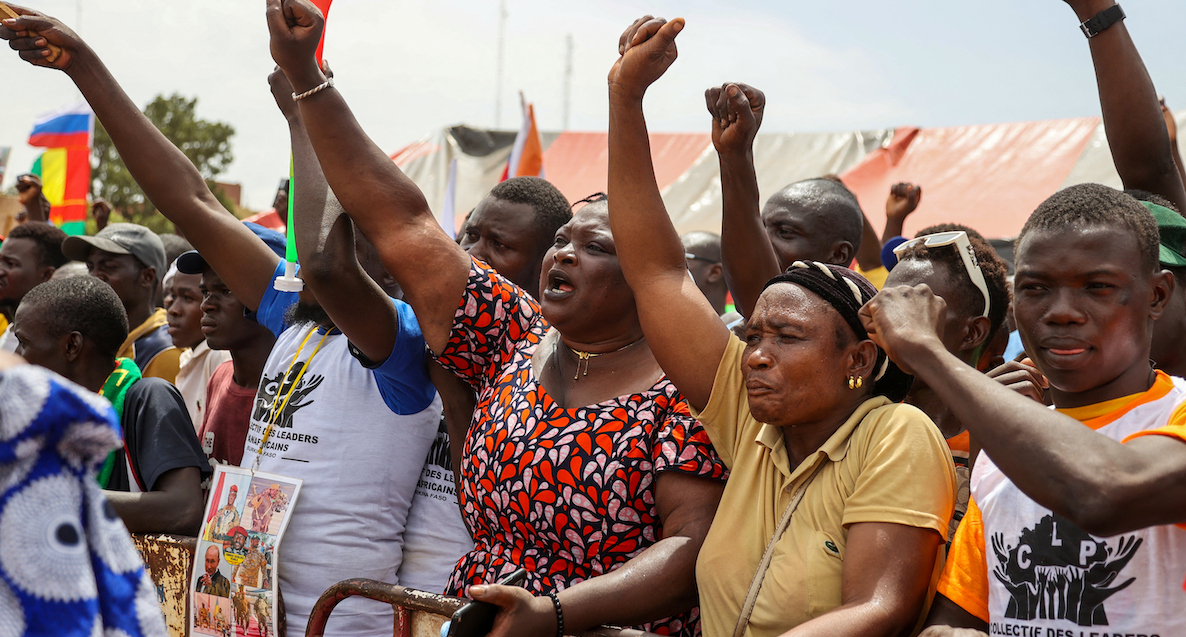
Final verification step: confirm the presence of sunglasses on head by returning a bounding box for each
[893,230,991,319]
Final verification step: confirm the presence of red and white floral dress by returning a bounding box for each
[434,259,728,636]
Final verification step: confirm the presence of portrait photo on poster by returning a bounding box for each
[191,464,301,637]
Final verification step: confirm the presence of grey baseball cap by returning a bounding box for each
[62,222,167,278]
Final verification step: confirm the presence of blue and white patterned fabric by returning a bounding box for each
[0,364,167,637]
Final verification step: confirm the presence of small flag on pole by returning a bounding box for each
[440,158,458,239]
[28,102,93,149]
[500,92,545,181]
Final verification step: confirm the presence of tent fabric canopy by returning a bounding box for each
[388,111,1186,240]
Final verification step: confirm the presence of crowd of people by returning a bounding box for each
[1,0,1184,636]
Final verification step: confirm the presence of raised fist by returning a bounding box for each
[0,4,83,71]
[886,182,922,222]
[706,83,765,157]
[608,15,684,101]
[265,0,326,87]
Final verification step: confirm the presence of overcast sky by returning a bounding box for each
[2,0,1185,210]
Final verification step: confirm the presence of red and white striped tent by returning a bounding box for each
[390,111,1186,240]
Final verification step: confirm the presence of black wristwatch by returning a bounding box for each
[1080,4,1125,39]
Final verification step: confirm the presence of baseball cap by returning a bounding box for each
[176,222,287,275]
[62,222,167,277]
[1141,201,1186,268]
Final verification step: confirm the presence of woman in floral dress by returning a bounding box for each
[263,6,728,635]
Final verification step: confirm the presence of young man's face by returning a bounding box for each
[1014,225,1169,405]
[86,247,150,310]
[200,270,258,350]
[165,272,205,350]
[0,238,52,304]
[11,301,70,379]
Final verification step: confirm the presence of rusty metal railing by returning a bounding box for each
[306,578,663,637]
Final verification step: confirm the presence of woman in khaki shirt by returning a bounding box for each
[604,15,957,637]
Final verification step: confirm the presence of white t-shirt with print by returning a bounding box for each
[241,263,441,637]
[396,419,475,593]
[973,373,1186,635]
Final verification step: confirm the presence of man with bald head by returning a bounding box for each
[705,81,866,317]
[680,231,731,317]
[760,178,865,269]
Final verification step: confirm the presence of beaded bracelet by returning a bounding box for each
[292,77,335,101]
[547,591,564,637]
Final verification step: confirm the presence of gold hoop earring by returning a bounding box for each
[847,376,855,390]
[856,376,863,389]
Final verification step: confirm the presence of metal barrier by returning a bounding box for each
[132,535,660,637]
[306,579,663,637]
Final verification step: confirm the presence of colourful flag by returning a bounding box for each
[31,147,90,235]
[440,157,458,239]
[27,102,94,148]
[500,93,545,181]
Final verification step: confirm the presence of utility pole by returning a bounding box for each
[494,0,508,129]
[563,33,573,130]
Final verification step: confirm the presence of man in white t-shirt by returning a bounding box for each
[27,32,445,635]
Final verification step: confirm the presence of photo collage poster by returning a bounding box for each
[190,465,301,637]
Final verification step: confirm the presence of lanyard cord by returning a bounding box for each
[251,325,332,474]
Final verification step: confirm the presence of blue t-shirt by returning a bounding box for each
[255,261,435,415]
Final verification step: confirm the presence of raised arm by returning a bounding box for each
[1162,98,1186,190]
[605,16,729,411]
[1067,0,1186,212]
[710,83,780,319]
[0,5,279,310]
[265,0,468,354]
[270,68,399,362]
[861,284,1186,536]
[882,183,921,243]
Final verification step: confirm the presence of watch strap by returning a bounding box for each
[1081,4,1125,39]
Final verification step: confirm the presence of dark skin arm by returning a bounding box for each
[883,183,921,244]
[709,82,780,320]
[266,0,467,355]
[1161,99,1186,190]
[861,284,1186,536]
[855,208,883,272]
[470,472,724,637]
[271,68,400,362]
[105,466,204,535]
[921,595,989,634]
[605,16,728,411]
[1068,0,1186,213]
[783,523,943,636]
[0,6,278,310]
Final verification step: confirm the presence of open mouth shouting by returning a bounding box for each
[544,268,576,301]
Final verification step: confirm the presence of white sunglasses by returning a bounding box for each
[893,231,991,319]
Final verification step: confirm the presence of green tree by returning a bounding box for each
[92,93,235,233]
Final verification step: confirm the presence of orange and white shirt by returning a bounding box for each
[938,371,1186,634]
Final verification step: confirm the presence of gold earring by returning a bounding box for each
[847,376,855,390]
[856,376,863,389]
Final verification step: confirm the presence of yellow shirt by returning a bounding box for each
[693,337,956,637]
[117,307,183,384]
[856,265,890,290]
